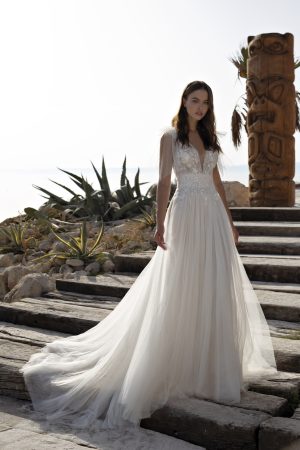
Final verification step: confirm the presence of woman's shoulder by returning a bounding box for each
[160,126,177,139]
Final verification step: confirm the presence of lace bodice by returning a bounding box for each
[158,127,219,199]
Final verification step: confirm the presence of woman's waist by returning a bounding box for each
[175,174,216,193]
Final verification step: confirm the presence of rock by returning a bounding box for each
[64,273,76,279]
[105,223,128,236]
[127,240,142,250]
[102,259,115,273]
[4,273,55,302]
[5,265,32,290]
[27,261,52,273]
[139,241,152,251]
[0,273,8,297]
[66,230,80,238]
[223,181,249,207]
[48,267,58,276]
[52,241,67,252]
[0,253,15,268]
[72,270,87,277]
[66,258,85,268]
[85,261,100,275]
[59,264,73,275]
[38,239,52,252]
[26,251,45,259]
[14,254,23,263]
[51,257,65,267]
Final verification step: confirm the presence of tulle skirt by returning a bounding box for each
[20,188,278,430]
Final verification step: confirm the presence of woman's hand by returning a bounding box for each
[154,224,167,250]
[231,224,239,245]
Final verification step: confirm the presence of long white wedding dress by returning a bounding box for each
[20,126,278,430]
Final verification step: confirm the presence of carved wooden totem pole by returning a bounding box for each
[247,32,296,206]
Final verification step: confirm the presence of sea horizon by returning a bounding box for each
[1,163,300,222]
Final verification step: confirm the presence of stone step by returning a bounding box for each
[49,286,300,323]
[0,296,112,335]
[242,255,300,283]
[56,275,300,297]
[47,287,300,323]
[256,291,300,322]
[0,396,203,450]
[235,221,300,237]
[237,236,300,255]
[230,207,300,222]
[252,281,300,295]
[140,397,293,450]
[1,295,300,336]
[0,297,300,375]
[0,322,299,450]
[108,252,300,283]
[56,272,136,298]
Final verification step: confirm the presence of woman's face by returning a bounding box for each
[183,89,209,121]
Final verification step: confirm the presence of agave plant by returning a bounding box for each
[33,155,155,222]
[33,169,111,220]
[24,207,59,232]
[131,204,157,229]
[0,222,35,254]
[34,221,109,264]
[229,45,300,148]
[110,156,155,219]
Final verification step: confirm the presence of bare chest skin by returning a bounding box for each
[188,132,206,171]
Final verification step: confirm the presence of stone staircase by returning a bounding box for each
[1,207,300,449]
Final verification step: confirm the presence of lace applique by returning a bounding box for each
[177,146,218,175]
[170,133,220,202]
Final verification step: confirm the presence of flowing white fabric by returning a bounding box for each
[20,126,278,431]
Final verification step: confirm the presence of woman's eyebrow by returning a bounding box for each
[191,97,208,101]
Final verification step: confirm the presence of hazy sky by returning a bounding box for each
[0,0,300,175]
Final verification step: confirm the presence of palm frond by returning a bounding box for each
[296,91,300,132]
[231,108,243,148]
[229,45,248,79]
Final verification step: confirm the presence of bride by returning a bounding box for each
[20,80,278,430]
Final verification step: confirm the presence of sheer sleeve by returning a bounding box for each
[216,150,225,177]
[158,130,174,183]
[156,129,174,228]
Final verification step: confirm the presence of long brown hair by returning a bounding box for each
[171,81,222,153]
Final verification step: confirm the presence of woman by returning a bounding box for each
[20,80,277,431]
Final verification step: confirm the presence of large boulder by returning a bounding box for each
[5,265,32,290]
[4,273,55,302]
[223,181,249,207]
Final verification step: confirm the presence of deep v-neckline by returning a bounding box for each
[189,143,206,172]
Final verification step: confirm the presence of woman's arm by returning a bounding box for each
[154,132,173,250]
[213,165,239,244]
[156,176,172,227]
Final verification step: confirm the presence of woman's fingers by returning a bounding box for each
[154,231,167,250]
